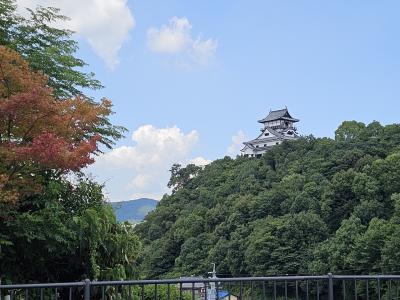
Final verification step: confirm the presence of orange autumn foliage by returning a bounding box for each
[0,46,112,204]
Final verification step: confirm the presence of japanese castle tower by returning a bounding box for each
[241,108,299,157]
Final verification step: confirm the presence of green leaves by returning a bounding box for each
[0,1,131,284]
[245,213,328,276]
[335,121,366,142]
[0,1,126,149]
[137,121,400,278]
[167,163,202,193]
[0,3,102,99]
[0,177,141,283]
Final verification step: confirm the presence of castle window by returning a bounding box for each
[287,131,293,135]
[256,145,259,148]
[276,142,279,145]
[264,144,267,147]
[265,132,269,136]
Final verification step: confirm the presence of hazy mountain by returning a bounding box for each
[111,198,158,223]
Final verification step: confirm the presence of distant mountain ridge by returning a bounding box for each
[111,198,158,223]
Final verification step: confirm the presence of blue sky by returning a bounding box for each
[21,0,400,201]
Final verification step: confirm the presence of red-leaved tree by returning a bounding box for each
[0,46,113,205]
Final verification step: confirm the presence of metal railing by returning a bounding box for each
[1,274,400,299]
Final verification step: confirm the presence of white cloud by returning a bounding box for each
[191,37,218,65]
[130,174,152,190]
[147,17,191,53]
[227,130,247,157]
[184,156,212,166]
[87,125,210,201]
[16,0,135,68]
[147,17,218,66]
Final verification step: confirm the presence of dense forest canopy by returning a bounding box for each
[136,120,400,279]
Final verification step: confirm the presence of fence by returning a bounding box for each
[1,274,400,299]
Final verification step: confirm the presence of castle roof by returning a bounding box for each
[244,127,283,144]
[258,108,299,123]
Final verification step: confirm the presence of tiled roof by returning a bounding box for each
[266,127,283,137]
[245,127,283,143]
[258,108,299,123]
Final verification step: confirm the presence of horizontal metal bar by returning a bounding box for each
[0,282,86,289]
[333,275,400,280]
[90,276,329,286]
[3,274,400,290]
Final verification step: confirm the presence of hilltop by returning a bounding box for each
[135,121,400,278]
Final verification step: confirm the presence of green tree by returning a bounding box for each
[0,1,125,148]
[226,225,252,276]
[370,152,400,196]
[335,121,366,141]
[347,218,392,273]
[175,233,215,275]
[381,194,400,272]
[0,1,136,285]
[168,164,202,193]
[310,217,366,274]
[0,177,141,283]
[245,212,328,275]
[321,169,358,231]
[0,0,101,98]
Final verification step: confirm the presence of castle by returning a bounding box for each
[241,108,299,157]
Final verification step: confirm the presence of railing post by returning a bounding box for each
[84,279,91,300]
[328,273,334,300]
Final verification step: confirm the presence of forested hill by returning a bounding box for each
[111,198,157,223]
[135,121,400,279]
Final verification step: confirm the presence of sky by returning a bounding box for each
[18,0,400,201]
